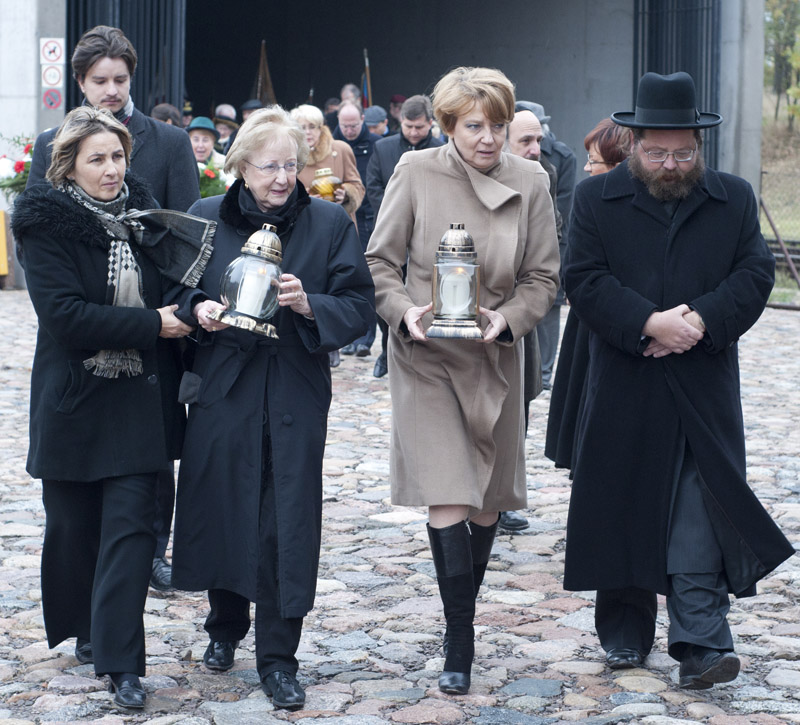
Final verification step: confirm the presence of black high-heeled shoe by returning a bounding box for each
[108,672,146,708]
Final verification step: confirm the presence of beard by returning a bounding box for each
[628,149,705,202]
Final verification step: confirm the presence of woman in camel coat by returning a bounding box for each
[290,104,364,225]
[365,67,559,696]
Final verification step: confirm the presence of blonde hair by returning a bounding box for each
[46,106,131,187]
[225,106,309,178]
[289,104,324,128]
[432,66,516,136]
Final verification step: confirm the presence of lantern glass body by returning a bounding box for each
[219,255,281,321]
[432,262,479,318]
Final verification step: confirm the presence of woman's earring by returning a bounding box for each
[244,181,249,189]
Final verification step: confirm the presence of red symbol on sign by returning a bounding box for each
[43,89,62,109]
[43,41,62,62]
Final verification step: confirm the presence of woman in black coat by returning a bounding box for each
[545,119,631,470]
[170,106,374,711]
[11,107,211,708]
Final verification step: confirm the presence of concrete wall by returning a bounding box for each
[0,0,65,286]
[719,0,764,192]
[185,0,634,178]
[0,0,66,192]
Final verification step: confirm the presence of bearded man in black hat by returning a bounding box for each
[562,71,794,689]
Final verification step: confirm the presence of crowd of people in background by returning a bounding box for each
[13,21,793,715]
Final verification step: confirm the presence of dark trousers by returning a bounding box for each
[536,303,561,386]
[41,474,157,676]
[203,435,303,678]
[153,464,175,558]
[595,443,732,661]
[377,316,389,355]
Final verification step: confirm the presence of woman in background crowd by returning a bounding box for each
[545,118,631,471]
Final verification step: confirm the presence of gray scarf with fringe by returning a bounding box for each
[60,181,215,378]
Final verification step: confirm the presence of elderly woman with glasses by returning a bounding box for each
[169,106,374,710]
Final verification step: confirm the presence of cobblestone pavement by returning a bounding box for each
[0,288,799,725]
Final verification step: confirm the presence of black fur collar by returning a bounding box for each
[218,179,251,231]
[11,172,155,250]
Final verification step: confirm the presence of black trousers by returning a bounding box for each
[595,443,732,661]
[203,436,303,678]
[153,464,175,558]
[41,474,157,676]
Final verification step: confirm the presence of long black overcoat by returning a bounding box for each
[562,161,794,597]
[170,181,374,618]
[11,176,185,482]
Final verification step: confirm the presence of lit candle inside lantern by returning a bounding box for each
[439,266,471,315]
[235,263,269,317]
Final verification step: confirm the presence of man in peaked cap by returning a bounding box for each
[561,71,793,688]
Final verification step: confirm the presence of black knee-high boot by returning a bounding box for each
[427,521,475,695]
[470,517,498,596]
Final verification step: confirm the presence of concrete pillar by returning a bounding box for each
[0,0,66,287]
[719,0,764,192]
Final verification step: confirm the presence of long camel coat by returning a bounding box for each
[298,126,364,226]
[366,141,560,512]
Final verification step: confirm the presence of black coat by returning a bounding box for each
[563,161,794,597]
[365,130,444,216]
[170,181,374,617]
[11,176,186,482]
[540,134,575,305]
[27,106,200,212]
[333,124,381,218]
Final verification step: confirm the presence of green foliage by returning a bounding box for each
[765,0,800,128]
[198,160,228,198]
[0,135,34,204]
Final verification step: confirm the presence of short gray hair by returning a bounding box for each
[225,106,308,178]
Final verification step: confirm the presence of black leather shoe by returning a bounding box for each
[203,640,238,671]
[606,647,644,669]
[108,672,145,709]
[261,670,306,710]
[355,344,371,357]
[679,646,740,689]
[498,511,529,532]
[373,352,388,378]
[439,669,470,695]
[341,343,357,355]
[329,350,341,368]
[150,556,173,592]
[74,638,93,664]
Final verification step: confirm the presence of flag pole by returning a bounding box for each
[363,48,373,108]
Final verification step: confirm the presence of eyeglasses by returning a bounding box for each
[638,142,697,163]
[340,123,361,130]
[244,160,301,176]
[586,154,612,167]
[299,124,320,132]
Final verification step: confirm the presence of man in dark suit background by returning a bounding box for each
[27,25,200,595]
[27,25,199,213]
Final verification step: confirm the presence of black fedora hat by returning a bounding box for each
[611,71,722,129]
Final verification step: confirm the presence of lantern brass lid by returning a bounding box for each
[436,222,477,262]
[241,223,283,264]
